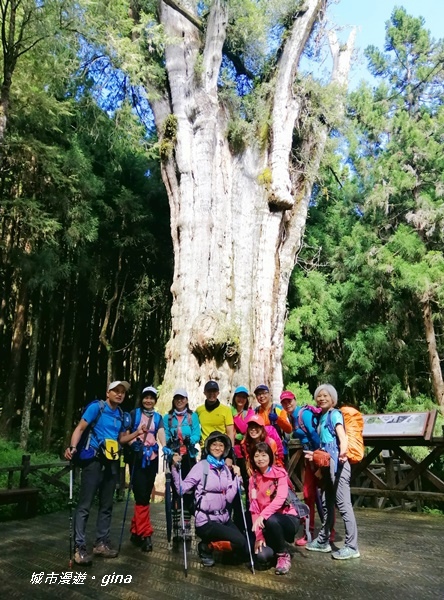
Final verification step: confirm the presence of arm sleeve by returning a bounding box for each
[225,407,234,427]
[163,414,172,443]
[82,402,101,425]
[190,413,202,445]
[171,462,202,495]
[276,408,293,434]
[302,411,321,449]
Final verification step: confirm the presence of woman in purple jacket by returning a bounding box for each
[172,430,248,567]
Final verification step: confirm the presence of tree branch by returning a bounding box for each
[202,0,228,94]
[161,0,202,32]
[269,0,325,210]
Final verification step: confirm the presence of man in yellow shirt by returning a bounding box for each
[196,380,235,449]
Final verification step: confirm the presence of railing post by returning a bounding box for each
[19,455,31,488]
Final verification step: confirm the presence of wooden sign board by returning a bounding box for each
[363,411,437,440]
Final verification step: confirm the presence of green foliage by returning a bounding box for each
[0,437,73,521]
[284,8,444,414]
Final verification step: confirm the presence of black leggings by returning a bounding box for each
[196,519,247,554]
[132,457,158,505]
[262,513,300,554]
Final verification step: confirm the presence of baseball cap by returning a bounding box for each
[204,380,219,392]
[142,385,158,397]
[245,414,265,428]
[173,388,188,398]
[234,386,249,395]
[280,390,295,402]
[254,384,269,395]
[108,380,130,392]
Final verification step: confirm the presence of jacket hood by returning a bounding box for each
[204,430,232,458]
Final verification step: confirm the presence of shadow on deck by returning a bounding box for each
[0,501,443,599]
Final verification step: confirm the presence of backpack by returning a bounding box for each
[74,400,126,464]
[167,412,193,452]
[123,409,162,464]
[326,407,364,464]
[296,405,320,436]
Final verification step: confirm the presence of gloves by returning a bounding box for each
[268,411,278,424]
[183,435,191,445]
[163,446,173,458]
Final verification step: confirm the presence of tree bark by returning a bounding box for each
[20,302,40,449]
[0,277,28,435]
[150,0,353,407]
[422,298,444,412]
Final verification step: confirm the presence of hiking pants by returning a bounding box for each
[262,512,300,554]
[130,457,158,537]
[318,459,358,550]
[75,458,118,547]
[196,519,248,556]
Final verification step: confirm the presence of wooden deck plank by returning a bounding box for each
[0,501,443,599]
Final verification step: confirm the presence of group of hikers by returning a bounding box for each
[65,379,361,575]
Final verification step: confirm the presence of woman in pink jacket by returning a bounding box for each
[249,442,299,575]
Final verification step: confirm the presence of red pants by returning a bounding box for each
[131,504,153,537]
[303,459,335,539]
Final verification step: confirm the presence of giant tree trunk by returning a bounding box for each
[152,0,353,407]
[422,298,444,412]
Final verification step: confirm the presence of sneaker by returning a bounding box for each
[295,535,308,546]
[93,541,118,558]
[306,538,332,553]
[198,541,215,567]
[332,546,360,560]
[275,553,291,575]
[74,545,92,566]
[141,536,153,552]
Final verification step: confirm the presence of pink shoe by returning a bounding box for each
[275,553,291,575]
[295,536,308,546]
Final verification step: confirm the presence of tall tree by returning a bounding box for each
[106,0,355,403]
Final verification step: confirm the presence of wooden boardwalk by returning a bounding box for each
[0,501,443,599]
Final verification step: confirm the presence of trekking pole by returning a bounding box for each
[178,463,188,577]
[68,462,74,568]
[237,477,255,575]
[118,458,136,553]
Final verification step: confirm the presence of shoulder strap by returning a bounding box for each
[326,409,340,437]
[90,400,106,430]
[202,459,209,492]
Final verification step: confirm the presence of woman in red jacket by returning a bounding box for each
[248,442,299,575]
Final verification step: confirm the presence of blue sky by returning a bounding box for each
[325,0,444,88]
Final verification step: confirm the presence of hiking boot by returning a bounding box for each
[130,533,142,547]
[275,553,291,575]
[74,545,92,566]
[141,536,153,552]
[198,541,215,567]
[93,541,118,558]
[306,538,332,553]
[332,546,360,560]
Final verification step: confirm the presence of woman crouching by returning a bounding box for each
[172,431,248,567]
[249,442,299,575]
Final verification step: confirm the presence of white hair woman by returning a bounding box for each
[305,384,360,560]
